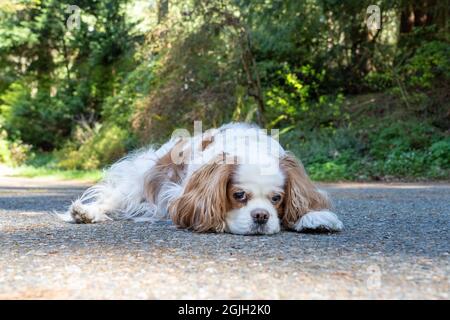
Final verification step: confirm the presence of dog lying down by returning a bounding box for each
[59,123,343,235]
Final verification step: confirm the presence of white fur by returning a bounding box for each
[225,164,284,235]
[59,135,182,223]
[294,210,344,232]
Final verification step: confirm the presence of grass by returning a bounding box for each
[8,165,103,182]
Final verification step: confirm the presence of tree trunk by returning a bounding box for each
[240,27,266,127]
[158,0,169,24]
[400,0,439,34]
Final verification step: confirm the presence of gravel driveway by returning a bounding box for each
[0,176,448,299]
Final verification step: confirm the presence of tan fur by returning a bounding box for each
[145,139,187,203]
[201,129,215,151]
[168,155,235,232]
[280,152,330,228]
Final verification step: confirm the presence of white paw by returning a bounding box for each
[294,210,343,232]
[69,200,111,224]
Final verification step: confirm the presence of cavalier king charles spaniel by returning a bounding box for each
[63,123,343,235]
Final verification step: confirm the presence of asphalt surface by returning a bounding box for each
[0,176,448,299]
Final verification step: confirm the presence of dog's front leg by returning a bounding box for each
[69,201,113,224]
[293,210,343,232]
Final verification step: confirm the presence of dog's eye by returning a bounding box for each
[271,194,282,203]
[233,191,246,201]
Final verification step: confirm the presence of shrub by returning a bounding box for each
[57,123,128,170]
[380,150,427,177]
[364,72,394,91]
[0,82,75,150]
[265,64,346,129]
[401,41,450,89]
[0,130,31,166]
[284,127,365,166]
[0,131,11,164]
[306,161,348,181]
[283,119,449,181]
[369,121,441,159]
[429,138,450,169]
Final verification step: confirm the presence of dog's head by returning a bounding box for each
[168,152,330,235]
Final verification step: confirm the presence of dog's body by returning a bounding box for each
[64,123,343,235]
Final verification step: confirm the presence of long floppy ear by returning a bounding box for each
[280,152,330,228]
[168,155,235,232]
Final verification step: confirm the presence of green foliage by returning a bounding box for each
[369,121,442,159]
[283,128,364,165]
[0,131,13,164]
[0,0,140,150]
[401,41,450,89]
[0,130,31,166]
[134,1,245,142]
[285,117,449,181]
[266,64,346,130]
[10,165,102,181]
[364,72,394,91]
[1,82,77,149]
[56,123,128,170]
[429,139,450,169]
[102,57,157,130]
[379,150,428,177]
[0,0,448,182]
[307,161,349,181]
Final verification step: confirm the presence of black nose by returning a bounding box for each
[251,209,269,225]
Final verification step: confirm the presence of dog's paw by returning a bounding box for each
[294,210,343,233]
[69,200,111,224]
[69,201,95,223]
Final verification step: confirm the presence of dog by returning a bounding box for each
[62,122,343,235]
